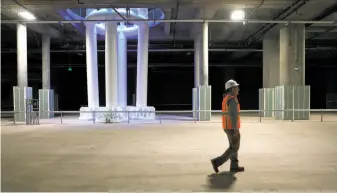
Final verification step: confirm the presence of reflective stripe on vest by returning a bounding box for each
[222,95,241,129]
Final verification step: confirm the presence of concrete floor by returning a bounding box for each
[2,118,337,191]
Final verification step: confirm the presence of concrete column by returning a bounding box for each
[105,22,118,107]
[17,23,28,87]
[40,34,54,119]
[263,35,280,88]
[194,33,201,87]
[85,23,99,108]
[279,24,305,86]
[42,35,51,89]
[201,22,209,85]
[118,27,127,107]
[136,23,149,107]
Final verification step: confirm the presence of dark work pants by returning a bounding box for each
[212,129,241,168]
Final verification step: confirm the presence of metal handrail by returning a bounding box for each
[1,109,336,125]
[1,109,337,113]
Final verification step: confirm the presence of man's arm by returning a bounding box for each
[227,98,239,132]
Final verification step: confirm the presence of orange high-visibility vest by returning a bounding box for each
[222,95,241,129]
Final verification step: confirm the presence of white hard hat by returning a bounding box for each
[225,79,239,90]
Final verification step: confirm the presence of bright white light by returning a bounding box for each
[230,10,245,21]
[18,11,36,20]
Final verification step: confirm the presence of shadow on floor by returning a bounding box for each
[206,171,237,190]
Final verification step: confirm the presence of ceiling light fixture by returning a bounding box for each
[18,11,36,20]
[230,10,245,21]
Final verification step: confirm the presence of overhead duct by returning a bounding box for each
[244,0,310,45]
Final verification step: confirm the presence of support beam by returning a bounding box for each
[17,23,28,87]
[105,22,118,107]
[136,23,149,107]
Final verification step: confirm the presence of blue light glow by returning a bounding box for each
[60,8,165,37]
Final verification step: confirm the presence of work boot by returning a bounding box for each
[230,166,245,172]
[230,160,245,172]
[210,159,219,173]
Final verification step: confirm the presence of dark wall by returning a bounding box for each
[1,54,337,110]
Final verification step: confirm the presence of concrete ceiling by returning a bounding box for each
[1,0,337,61]
[1,0,296,9]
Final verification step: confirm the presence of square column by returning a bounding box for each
[263,25,305,87]
[39,34,54,118]
[263,34,280,88]
[261,24,309,120]
[279,24,305,86]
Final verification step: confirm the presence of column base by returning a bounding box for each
[275,85,310,120]
[259,85,310,120]
[79,106,156,122]
[13,86,33,123]
[259,88,275,118]
[192,85,212,121]
[39,89,54,119]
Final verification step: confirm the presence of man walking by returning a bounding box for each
[210,79,245,173]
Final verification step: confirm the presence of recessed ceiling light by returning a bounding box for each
[18,11,36,20]
[230,10,245,21]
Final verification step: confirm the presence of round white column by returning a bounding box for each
[17,23,28,87]
[105,22,118,107]
[202,22,209,86]
[136,23,149,107]
[118,29,127,107]
[42,35,51,89]
[85,23,99,108]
